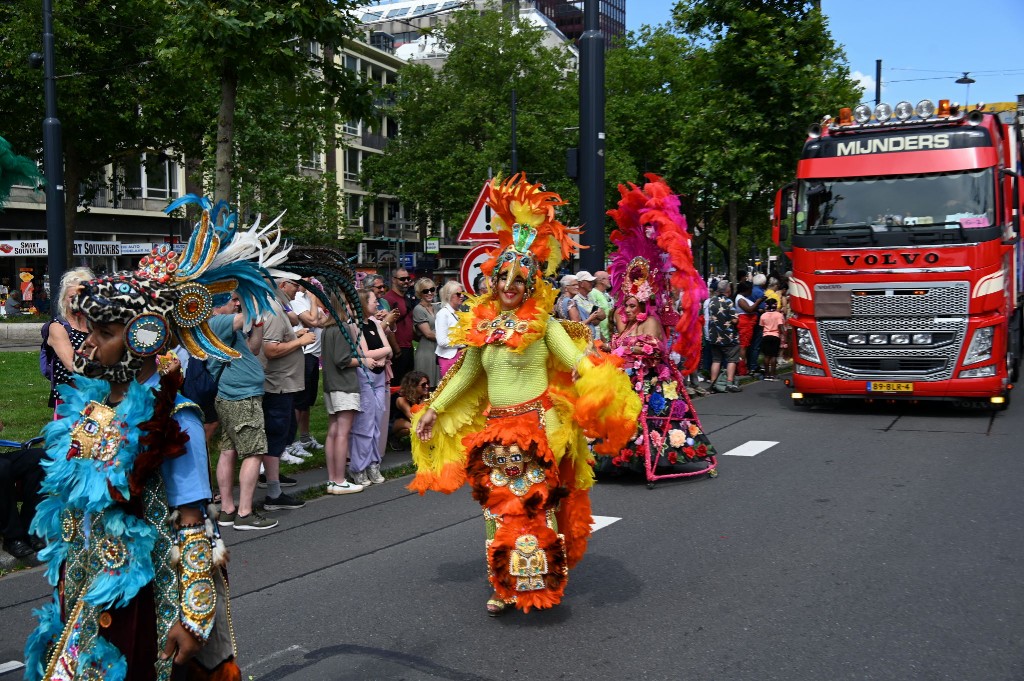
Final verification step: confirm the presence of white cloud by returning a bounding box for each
[850,70,879,100]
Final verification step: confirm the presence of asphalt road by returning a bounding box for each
[2,380,1022,680]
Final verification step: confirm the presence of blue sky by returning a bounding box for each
[625,0,1024,108]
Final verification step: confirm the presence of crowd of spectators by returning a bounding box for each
[1,264,792,556]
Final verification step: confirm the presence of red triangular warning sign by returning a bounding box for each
[457,181,499,242]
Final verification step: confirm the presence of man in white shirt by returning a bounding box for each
[573,270,606,340]
[289,283,327,456]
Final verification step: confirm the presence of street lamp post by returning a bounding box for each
[578,0,605,272]
[956,72,976,105]
[41,0,67,293]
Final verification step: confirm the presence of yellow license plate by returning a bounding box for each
[868,381,913,393]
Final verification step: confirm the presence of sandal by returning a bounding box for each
[486,597,509,617]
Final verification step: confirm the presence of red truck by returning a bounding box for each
[773,97,1024,408]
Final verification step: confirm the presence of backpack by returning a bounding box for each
[40,318,72,381]
[181,355,225,424]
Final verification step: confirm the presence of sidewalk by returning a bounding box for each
[0,321,43,351]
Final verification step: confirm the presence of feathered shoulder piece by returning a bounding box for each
[0,136,43,207]
[275,246,364,331]
[606,174,708,371]
[482,173,581,279]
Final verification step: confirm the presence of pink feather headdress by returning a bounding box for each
[607,174,708,371]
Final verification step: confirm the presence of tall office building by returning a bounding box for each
[532,0,625,47]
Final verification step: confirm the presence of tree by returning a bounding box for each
[229,77,356,247]
[158,0,372,202]
[668,0,862,279]
[360,4,579,232]
[0,0,210,259]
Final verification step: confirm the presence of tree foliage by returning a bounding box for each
[667,0,862,277]
[361,5,579,232]
[158,0,373,202]
[0,0,206,254]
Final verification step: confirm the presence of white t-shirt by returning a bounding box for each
[290,291,323,357]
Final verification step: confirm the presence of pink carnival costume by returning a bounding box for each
[598,174,718,486]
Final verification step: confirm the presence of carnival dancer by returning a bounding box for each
[24,197,363,680]
[412,174,640,616]
[599,174,718,482]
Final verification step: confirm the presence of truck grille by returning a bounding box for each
[849,284,969,317]
[815,284,966,382]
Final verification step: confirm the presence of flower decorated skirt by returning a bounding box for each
[594,358,716,476]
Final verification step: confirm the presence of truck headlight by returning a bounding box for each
[890,334,910,344]
[912,333,932,345]
[796,328,821,364]
[848,334,866,345]
[796,364,826,376]
[963,326,994,365]
[869,334,888,345]
[959,365,996,378]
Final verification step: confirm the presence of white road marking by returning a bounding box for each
[0,661,25,676]
[721,440,778,457]
[591,515,621,532]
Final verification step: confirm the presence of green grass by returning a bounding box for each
[2,314,50,323]
[0,352,54,444]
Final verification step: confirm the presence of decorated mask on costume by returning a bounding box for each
[492,223,540,293]
[71,275,178,383]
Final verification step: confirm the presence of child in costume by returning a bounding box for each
[600,174,718,482]
[413,174,640,616]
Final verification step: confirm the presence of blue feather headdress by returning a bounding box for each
[157,194,289,361]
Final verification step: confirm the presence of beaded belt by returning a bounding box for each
[484,393,553,420]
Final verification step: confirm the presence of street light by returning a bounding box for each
[956,72,976,104]
[33,0,67,294]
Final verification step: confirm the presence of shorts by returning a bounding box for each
[214,395,267,459]
[761,336,781,358]
[324,390,360,415]
[262,392,295,458]
[293,353,320,411]
[709,343,741,364]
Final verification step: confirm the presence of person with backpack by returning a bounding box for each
[206,293,278,531]
[41,267,94,412]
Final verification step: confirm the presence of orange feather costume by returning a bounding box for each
[410,174,640,613]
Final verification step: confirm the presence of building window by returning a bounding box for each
[342,119,360,136]
[344,148,360,182]
[300,144,324,171]
[347,194,361,224]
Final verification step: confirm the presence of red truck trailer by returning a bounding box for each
[772,97,1024,408]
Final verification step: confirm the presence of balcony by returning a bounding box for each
[360,130,388,150]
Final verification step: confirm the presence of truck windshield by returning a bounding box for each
[795,169,994,235]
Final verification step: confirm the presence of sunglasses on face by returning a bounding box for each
[373,284,386,290]
[419,381,430,388]
[421,287,435,294]
[395,276,411,282]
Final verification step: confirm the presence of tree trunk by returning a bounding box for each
[215,63,238,202]
[728,199,739,284]
[62,146,82,268]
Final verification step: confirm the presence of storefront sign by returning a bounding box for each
[120,242,155,255]
[73,240,122,257]
[0,240,48,256]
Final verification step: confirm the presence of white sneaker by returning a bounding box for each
[299,435,324,451]
[351,470,370,486]
[288,442,313,459]
[280,451,304,465]
[367,463,385,484]
[327,480,363,495]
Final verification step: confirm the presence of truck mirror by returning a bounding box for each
[1000,168,1020,241]
[773,182,795,244]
